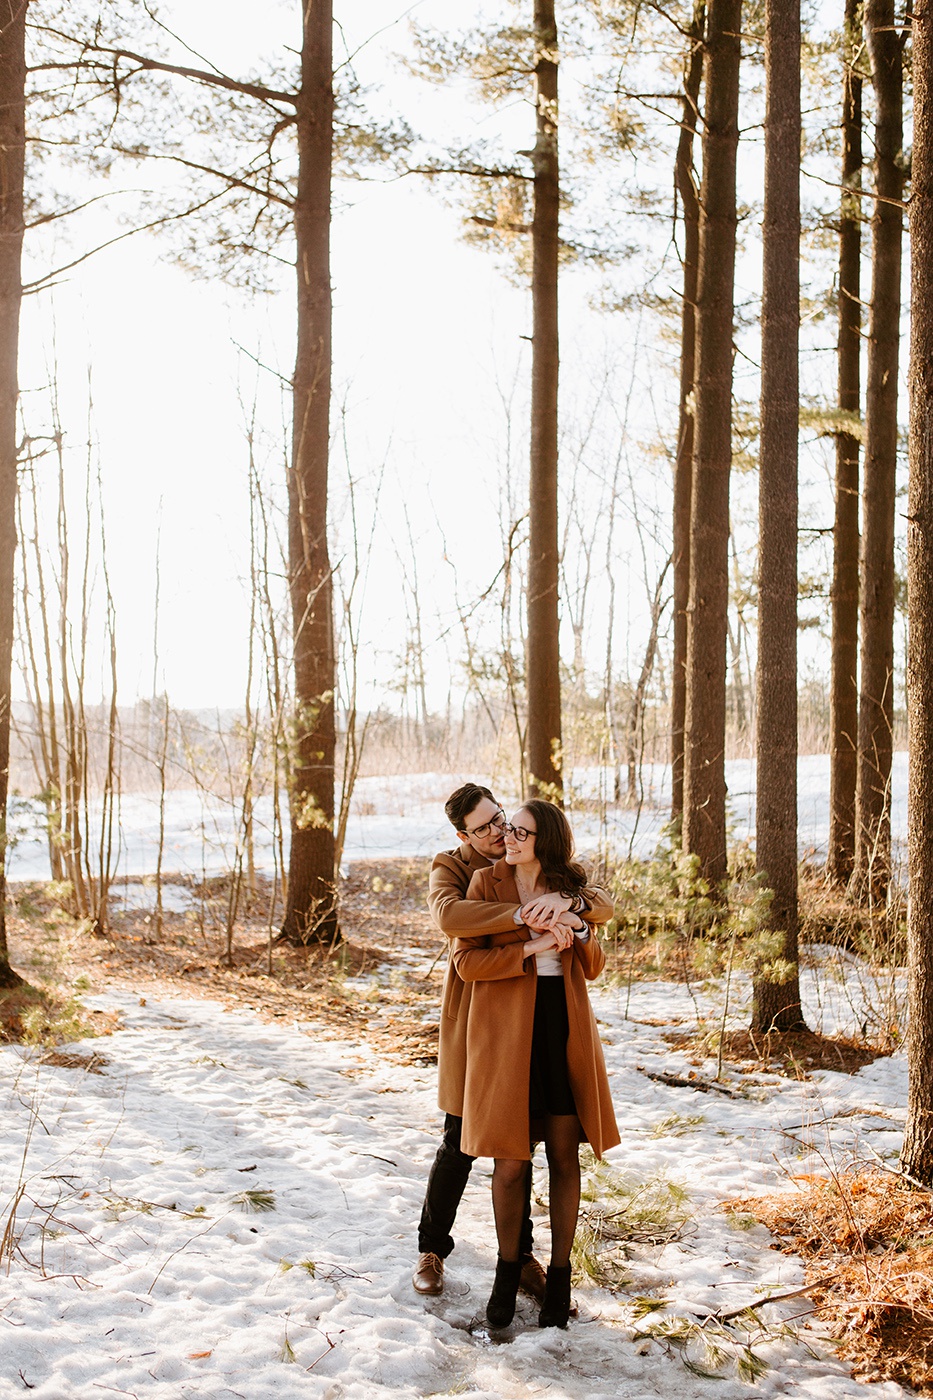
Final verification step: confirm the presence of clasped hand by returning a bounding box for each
[520,889,576,932]
[522,911,577,954]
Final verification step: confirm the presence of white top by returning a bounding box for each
[535,947,564,977]
[535,926,589,977]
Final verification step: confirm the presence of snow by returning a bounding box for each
[0,968,913,1399]
[6,753,911,897]
[0,761,916,1393]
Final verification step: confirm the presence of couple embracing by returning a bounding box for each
[413,782,619,1330]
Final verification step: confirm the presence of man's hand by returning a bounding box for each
[520,890,572,930]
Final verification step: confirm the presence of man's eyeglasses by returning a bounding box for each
[465,809,507,839]
[503,823,536,842]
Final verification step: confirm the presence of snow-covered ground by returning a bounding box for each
[6,754,911,893]
[0,963,911,1399]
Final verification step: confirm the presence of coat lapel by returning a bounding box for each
[488,857,519,902]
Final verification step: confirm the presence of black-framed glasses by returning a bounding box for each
[465,808,507,839]
[503,823,536,842]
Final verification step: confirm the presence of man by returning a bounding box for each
[413,781,612,1301]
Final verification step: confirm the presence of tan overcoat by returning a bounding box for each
[429,844,613,1118]
[450,859,620,1162]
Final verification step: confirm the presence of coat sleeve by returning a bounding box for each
[452,934,528,983]
[571,927,606,980]
[427,853,521,941]
[581,884,613,926]
[451,868,530,982]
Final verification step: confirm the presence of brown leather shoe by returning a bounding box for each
[520,1255,578,1315]
[413,1251,444,1295]
[518,1254,547,1304]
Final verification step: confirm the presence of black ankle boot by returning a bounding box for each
[486,1256,522,1328]
[538,1263,572,1328]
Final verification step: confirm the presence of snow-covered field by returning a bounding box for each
[6,754,911,893]
[0,961,912,1400]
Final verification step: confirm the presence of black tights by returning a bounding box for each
[492,1114,581,1267]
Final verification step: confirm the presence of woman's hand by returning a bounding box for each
[549,917,577,950]
[521,924,575,957]
[522,931,559,958]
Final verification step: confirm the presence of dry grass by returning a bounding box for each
[4,860,444,1065]
[0,980,119,1047]
[729,1168,933,1392]
[798,863,906,965]
[4,859,901,1075]
[38,1049,110,1073]
[664,1027,887,1079]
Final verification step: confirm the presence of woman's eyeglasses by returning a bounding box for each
[503,823,536,842]
[465,809,507,839]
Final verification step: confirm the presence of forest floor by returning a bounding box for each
[0,860,925,1399]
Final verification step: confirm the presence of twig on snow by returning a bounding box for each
[696,1275,838,1325]
[638,1067,742,1098]
[305,1327,343,1372]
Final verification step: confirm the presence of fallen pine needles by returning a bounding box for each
[728,1166,933,1392]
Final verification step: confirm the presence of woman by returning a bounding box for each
[453,799,619,1329]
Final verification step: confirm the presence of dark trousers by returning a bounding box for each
[418,1113,535,1259]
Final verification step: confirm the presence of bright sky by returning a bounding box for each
[14,0,877,717]
[18,0,557,711]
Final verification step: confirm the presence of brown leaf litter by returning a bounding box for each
[729,1167,933,1393]
[4,860,443,1066]
[665,1027,887,1078]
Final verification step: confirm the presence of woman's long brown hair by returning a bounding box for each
[521,799,587,895]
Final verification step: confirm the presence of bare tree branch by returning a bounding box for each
[26,189,145,229]
[22,188,231,293]
[109,146,295,210]
[28,26,297,108]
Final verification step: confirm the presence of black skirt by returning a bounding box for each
[528,976,577,1119]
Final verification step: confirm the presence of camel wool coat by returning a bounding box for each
[451,859,620,1162]
[430,845,614,1119]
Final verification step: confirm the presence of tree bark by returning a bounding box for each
[901,0,933,1187]
[671,2,705,829]
[827,0,863,886]
[752,0,804,1034]
[683,0,741,888]
[281,0,338,944]
[853,0,904,903]
[525,0,562,802]
[0,0,26,989]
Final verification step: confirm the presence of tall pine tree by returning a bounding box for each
[683,0,741,888]
[0,0,26,988]
[670,2,705,829]
[827,0,863,887]
[854,0,905,903]
[900,0,933,1188]
[752,0,804,1033]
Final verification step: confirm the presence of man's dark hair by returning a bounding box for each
[445,782,495,833]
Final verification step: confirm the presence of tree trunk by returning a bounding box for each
[683,0,741,888]
[853,0,904,904]
[671,2,705,828]
[0,0,26,989]
[901,0,933,1187]
[281,0,338,944]
[827,0,863,886]
[525,0,562,802]
[752,0,804,1034]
